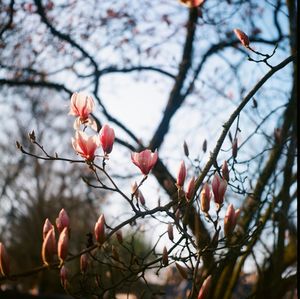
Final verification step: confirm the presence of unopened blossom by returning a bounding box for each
[186,176,195,201]
[167,223,174,241]
[179,0,205,8]
[224,204,240,237]
[198,275,212,299]
[233,29,250,47]
[69,92,94,122]
[58,227,69,263]
[221,160,230,182]
[0,243,9,276]
[60,265,68,288]
[200,183,211,213]
[42,228,56,265]
[212,173,227,206]
[162,246,169,266]
[138,190,146,206]
[80,253,89,274]
[232,138,238,158]
[72,131,98,161]
[176,161,186,188]
[99,124,115,155]
[56,209,70,234]
[43,218,54,240]
[94,214,106,245]
[131,149,158,175]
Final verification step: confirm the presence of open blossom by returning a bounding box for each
[179,0,205,8]
[72,131,98,161]
[94,214,106,245]
[0,243,9,276]
[131,149,158,175]
[176,161,186,188]
[56,209,70,234]
[58,227,69,263]
[69,92,94,122]
[99,124,115,155]
[42,228,56,265]
[212,173,227,206]
[198,275,212,299]
[224,204,240,237]
[233,29,250,48]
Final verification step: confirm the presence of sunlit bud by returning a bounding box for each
[232,138,238,158]
[72,131,98,162]
[43,218,54,240]
[60,265,68,289]
[69,92,94,121]
[138,191,146,206]
[80,253,89,274]
[116,230,123,244]
[186,176,195,201]
[200,183,211,213]
[176,160,186,188]
[221,160,230,182]
[224,204,240,237]
[94,214,106,245]
[162,246,169,266]
[167,223,174,241]
[58,227,69,263]
[131,149,158,175]
[202,139,207,153]
[198,275,212,299]
[183,141,189,157]
[233,29,250,47]
[42,228,56,265]
[178,0,205,8]
[99,124,115,155]
[274,128,282,144]
[0,243,10,276]
[56,209,70,234]
[212,173,227,206]
[175,262,188,279]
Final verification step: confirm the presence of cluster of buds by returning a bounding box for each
[69,92,115,161]
[41,209,70,266]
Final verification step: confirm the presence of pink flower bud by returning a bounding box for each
[198,275,212,299]
[72,131,98,161]
[212,174,227,206]
[200,183,211,213]
[186,176,195,201]
[42,228,56,265]
[60,265,68,288]
[56,209,70,234]
[0,243,10,276]
[99,124,115,155]
[162,246,168,266]
[167,223,174,241]
[224,204,240,237]
[179,0,205,8]
[43,218,54,240]
[221,160,230,182]
[176,160,186,188]
[94,214,106,244]
[232,138,238,158]
[233,29,250,47]
[80,253,89,274]
[131,149,158,175]
[58,227,69,263]
[69,92,94,122]
[116,230,123,244]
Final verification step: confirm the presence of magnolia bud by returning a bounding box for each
[42,228,56,265]
[198,275,212,299]
[175,262,188,279]
[43,218,54,240]
[138,190,146,206]
[80,253,89,274]
[167,223,174,241]
[185,176,195,201]
[232,138,238,159]
[94,214,106,245]
[176,161,186,188]
[56,209,70,234]
[58,227,69,263]
[0,243,10,276]
[233,29,250,47]
[99,124,115,155]
[162,246,168,266]
[60,265,68,288]
[200,183,211,213]
[224,204,240,237]
[212,174,227,206]
[221,160,230,182]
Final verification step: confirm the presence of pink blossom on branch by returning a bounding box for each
[43,218,54,240]
[94,214,106,245]
[186,176,195,201]
[0,242,10,276]
[176,160,187,189]
[58,227,69,263]
[99,124,115,155]
[200,183,211,213]
[212,173,227,207]
[69,92,95,122]
[56,209,70,234]
[131,149,158,175]
[41,228,56,265]
[224,204,240,237]
[72,131,99,162]
[233,29,250,48]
